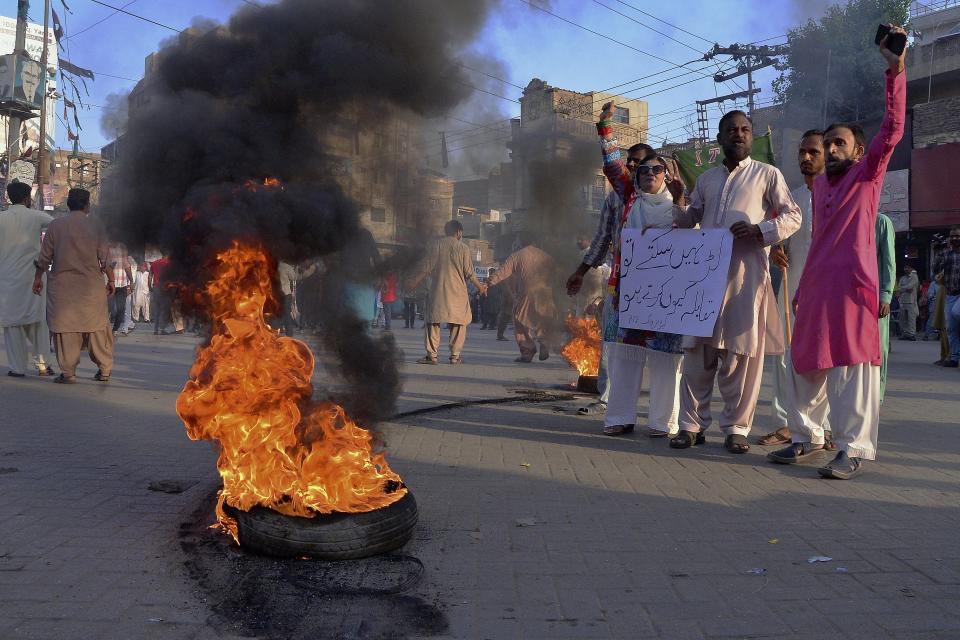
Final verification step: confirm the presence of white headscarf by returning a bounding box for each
[625,180,676,231]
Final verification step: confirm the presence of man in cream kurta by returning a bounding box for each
[407,220,486,364]
[0,182,53,376]
[33,188,114,383]
[672,110,801,453]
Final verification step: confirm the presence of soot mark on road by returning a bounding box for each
[179,491,447,639]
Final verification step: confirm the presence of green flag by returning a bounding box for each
[671,134,775,188]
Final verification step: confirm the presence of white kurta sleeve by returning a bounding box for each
[758,168,801,246]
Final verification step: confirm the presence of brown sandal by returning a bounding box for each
[725,434,750,454]
[757,427,792,446]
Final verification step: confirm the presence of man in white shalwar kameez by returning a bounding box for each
[671,110,801,454]
[0,182,54,377]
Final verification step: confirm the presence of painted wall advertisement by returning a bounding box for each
[0,17,58,165]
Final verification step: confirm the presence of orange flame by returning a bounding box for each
[243,177,285,192]
[175,243,405,542]
[560,314,602,377]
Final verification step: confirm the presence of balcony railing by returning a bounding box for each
[911,0,960,19]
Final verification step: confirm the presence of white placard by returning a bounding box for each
[618,228,733,337]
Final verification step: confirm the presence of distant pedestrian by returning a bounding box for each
[150,252,173,335]
[932,273,949,363]
[32,188,114,383]
[131,262,151,323]
[479,267,501,329]
[933,226,960,367]
[402,281,418,329]
[484,232,559,363]
[895,264,919,340]
[278,260,298,336]
[381,272,398,331]
[925,276,939,340]
[406,220,487,365]
[0,181,54,377]
[107,242,133,336]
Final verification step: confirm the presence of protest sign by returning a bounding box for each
[618,228,733,337]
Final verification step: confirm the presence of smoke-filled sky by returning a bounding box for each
[0,0,839,173]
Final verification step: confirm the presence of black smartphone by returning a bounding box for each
[875,24,906,56]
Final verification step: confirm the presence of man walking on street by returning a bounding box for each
[770,27,908,479]
[671,110,801,454]
[0,182,54,377]
[480,267,502,329]
[485,232,559,363]
[131,262,151,323]
[934,226,960,367]
[896,264,919,341]
[406,220,486,364]
[107,242,133,336]
[32,188,114,384]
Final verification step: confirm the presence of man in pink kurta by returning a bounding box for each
[771,27,908,479]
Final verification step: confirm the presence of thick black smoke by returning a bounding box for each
[98,90,129,138]
[100,0,501,424]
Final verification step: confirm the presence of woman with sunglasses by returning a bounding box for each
[596,101,687,436]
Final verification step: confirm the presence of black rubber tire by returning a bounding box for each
[227,492,418,560]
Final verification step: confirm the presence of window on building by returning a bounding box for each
[614,106,630,124]
[370,207,386,222]
[591,174,606,211]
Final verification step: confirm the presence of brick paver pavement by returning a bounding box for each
[1,324,958,639]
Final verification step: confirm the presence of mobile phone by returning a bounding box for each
[875,24,906,56]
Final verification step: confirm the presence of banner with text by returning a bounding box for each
[671,135,774,188]
[618,228,733,337]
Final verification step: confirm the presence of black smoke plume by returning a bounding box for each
[98,90,129,138]
[100,0,501,424]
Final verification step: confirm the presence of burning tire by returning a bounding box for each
[227,492,418,560]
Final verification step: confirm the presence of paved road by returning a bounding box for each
[1,323,958,639]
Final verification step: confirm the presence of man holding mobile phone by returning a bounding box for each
[769,25,908,479]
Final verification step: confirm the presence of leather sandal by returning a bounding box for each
[724,434,750,454]
[669,430,705,449]
[757,427,792,446]
[54,374,77,384]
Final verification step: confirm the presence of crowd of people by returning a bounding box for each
[560,26,923,481]
[3,26,957,482]
[0,186,191,384]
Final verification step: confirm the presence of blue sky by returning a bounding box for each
[0,0,832,161]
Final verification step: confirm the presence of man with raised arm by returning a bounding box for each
[769,26,908,479]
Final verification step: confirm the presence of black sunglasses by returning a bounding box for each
[637,165,665,175]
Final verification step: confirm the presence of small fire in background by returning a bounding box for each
[175,242,406,542]
[561,314,602,378]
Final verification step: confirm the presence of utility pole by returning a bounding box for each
[703,43,789,118]
[36,0,51,209]
[696,89,760,141]
[6,0,30,163]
